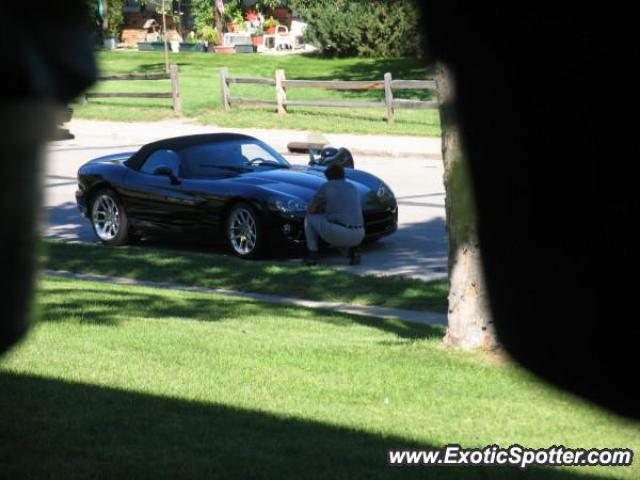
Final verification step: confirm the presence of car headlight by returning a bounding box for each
[376,181,395,200]
[269,196,308,213]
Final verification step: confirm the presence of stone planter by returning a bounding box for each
[214,46,235,54]
[235,44,254,54]
[180,42,205,52]
[137,42,167,51]
[103,37,117,50]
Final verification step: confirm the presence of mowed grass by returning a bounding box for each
[42,240,449,312]
[0,276,637,479]
[74,51,441,136]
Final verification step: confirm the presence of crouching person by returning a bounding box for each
[304,163,364,266]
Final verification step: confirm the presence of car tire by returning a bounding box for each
[226,202,264,259]
[90,188,130,246]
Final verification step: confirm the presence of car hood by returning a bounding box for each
[228,165,380,203]
[221,164,393,211]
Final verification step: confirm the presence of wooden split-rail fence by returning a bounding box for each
[83,64,182,114]
[219,67,437,124]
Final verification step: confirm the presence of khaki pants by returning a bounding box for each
[304,214,365,252]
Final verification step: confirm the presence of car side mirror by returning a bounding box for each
[153,166,180,185]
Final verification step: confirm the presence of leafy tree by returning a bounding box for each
[105,0,124,39]
[85,0,103,43]
[87,0,123,40]
[191,0,214,32]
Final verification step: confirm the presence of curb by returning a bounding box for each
[43,269,447,327]
[280,148,440,161]
[331,148,441,160]
[281,148,441,161]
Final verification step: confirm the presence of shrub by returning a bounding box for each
[290,0,423,58]
[191,0,214,33]
[223,0,243,25]
[263,16,279,29]
[198,25,219,45]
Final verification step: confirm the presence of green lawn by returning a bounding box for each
[0,276,637,479]
[74,50,441,136]
[42,240,449,312]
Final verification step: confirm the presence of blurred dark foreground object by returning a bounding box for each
[0,3,96,354]
[421,3,638,419]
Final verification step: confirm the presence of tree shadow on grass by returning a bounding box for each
[277,105,440,126]
[291,56,436,102]
[39,278,443,341]
[86,100,175,111]
[42,203,448,310]
[44,239,448,313]
[297,54,434,80]
[0,372,612,480]
[135,62,194,73]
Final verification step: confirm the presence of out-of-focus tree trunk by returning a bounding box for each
[435,63,498,351]
[214,1,222,42]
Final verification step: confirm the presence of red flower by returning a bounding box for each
[245,9,258,22]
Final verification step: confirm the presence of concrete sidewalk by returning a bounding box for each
[45,269,447,327]
[59,119,441,160]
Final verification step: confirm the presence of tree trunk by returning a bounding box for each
[214,2,223,43]
[435,63,498,351]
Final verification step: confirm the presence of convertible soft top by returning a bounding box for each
[124,133,256,170]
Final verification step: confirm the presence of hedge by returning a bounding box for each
[290,0,423,58]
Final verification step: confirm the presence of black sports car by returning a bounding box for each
[76,133,398,258]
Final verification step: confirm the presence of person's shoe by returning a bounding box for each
[303,251,320,266]
[348,247,361,266]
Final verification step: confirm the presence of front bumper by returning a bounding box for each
[267,206,398,248]
[267,212,307,248]
[363,206,398,239]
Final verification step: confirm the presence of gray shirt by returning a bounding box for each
[309,179,364,226]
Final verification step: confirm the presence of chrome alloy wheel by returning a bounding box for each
[92,194,121,241]
[228,208,257,255]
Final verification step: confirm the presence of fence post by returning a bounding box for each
[384,72,394,125]
[220,67,231,112]
[275,69,287,115]
[169,64,182,114]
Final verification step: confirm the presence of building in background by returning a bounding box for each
[121,0,188,46]
[119,0,295,47]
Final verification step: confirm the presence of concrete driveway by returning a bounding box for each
[44,120,447,282]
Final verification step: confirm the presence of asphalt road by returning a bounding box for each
[44,120,447,282]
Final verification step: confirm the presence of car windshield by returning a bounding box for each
[180,139,290,178]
